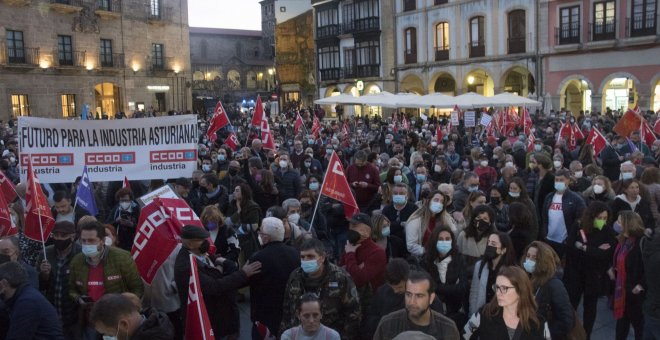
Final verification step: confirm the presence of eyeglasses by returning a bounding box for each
[492,284,515,295]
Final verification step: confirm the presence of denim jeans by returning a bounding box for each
[644,314,660,340]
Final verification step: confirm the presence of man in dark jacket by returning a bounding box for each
[0,261,64,339]
[346,150,381,211]
[452,172,480,212]
[382,184,417,240]
[174,225,261,338]
[643,233,660,338]
[51,190,91,226]
[248,217,299,338]
[541,169,586,258]
[90,293,173,340]
[274,151,301,202]
[198,174,229,214]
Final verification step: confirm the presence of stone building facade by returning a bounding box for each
[0,0,192,120]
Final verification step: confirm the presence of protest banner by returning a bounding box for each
[464,111,476,128]
[18,115,199,183]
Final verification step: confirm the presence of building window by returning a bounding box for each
[593,1,616,40]
[434,0,448,5]
[434,22,449,61]
[317,7,340,38]
[342,3,354,32]
[61,94,76,117]
[508,10,526,54]
[318,45,340,81]
[11,94,29,117]
[100,39,113,67]
[152,43,164,69]
[559,6,581,44]
[403,0,416,12]
[5,30,25,64]
[343,47,356,78]
[58,35,73,66]
[355,39,380,77]
[404,27,417,64]
[353,0,379,32]
[150,0,161,17]
[631,0,657,37]
[469,16,485,58]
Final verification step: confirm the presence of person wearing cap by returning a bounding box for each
[36,220,81,339]
[247,217,299,338]
[174,225,262,339]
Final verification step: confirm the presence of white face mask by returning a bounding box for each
[288,213,300,225]
[480,161,488,167]
[119,201,131,210]
[505,162,514,168]
[279,160,288,169]
[574,171,583,179]
[593,184,605,195]
[104,236,113,247]
[553,161,562,169]
[434,165,441,172]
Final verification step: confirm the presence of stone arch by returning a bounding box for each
[429,71,457,95]
[556,75,594,96]
[400,73,425,94]
[463,68,495,96]
[598,72,641,95]
[324,86,340,98]
[246,71,257,89]
[500,65,535,96]
[227,70,241,89]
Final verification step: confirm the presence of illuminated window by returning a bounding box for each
[11,94,29,117]
[61,94,76,117]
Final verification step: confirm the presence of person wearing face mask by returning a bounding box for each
[430,157,451,184]
[406,191,457,257]
[475,154,498,192]
[468,232,517,316]
[274,152,302,202]
[36,221,82,338]
[174,225,262,339]
[569,160,590,193]
[201,205,240,263]
[601,136,632,181]
[583,175,616,207]
[382,183,417,240]
[281,238,361,339]
[371,213,407,260]
[563,201,616,339]
[489,187,510,232]
[0,236,38,288]
[532,153,556,220]
[90,293,173,340]
[453,172,481,213]
[346,150,381,211]
[521,241,575,340]
[107,188,141,251]
[246,217,299,338]
[422,226,469,327]
[457,205,496,267]
[0,261,65,340]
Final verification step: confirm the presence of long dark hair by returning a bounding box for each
[507,177,530,202]
[423,225,456,267]
[508,202,534,231]
[579,201,609,235]
[483,266,541,333]
[237,183,253,208]
[464,205,496,240]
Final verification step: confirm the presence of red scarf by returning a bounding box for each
[613,237,635,319]
[422,215,437,247]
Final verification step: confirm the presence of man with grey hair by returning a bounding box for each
[248,217,300,337]
[0,261,64,339]
[0,236,38,288]
[347,149,381,210]
[453,171,480,212]
[275,151,301,202]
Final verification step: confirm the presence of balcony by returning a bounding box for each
[356,64,379,78]
[149,56,173,73]
[507,37,526,54]
[469,43,485,58]
[590,20,616,41]
[319,68,340,81]
[628,14,657,37]
[316,24,341,40]
[99,53,124,68]
[556,23,581,45]
[434,48,449,61]
[404,51,417,64]
[344,17,380,34]
[56,50,87,68]
[5,47,39,66]
[148,6,173,25]
[95,0,121,18]
[343,65,357,79]
[49,0,84,13]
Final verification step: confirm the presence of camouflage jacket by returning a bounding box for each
[281,262,361,339]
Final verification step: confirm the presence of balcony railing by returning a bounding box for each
[469,43,485,58]
[343,65,357,79]
[99,53,124,68]
[6,47,39,65]
[404,51,417,64]
[628,14,657,37]
[96,0,121,12]
[150,56,173,71]
[50,0,84,6]
[319,68,341,81]
[507,37,526,54]
[56,50,86,67]
[316,24,341,39]
[556,23,581,45]
[345,16,379,34]
[356,64,379,78]
[591,19,616,41]
[148,6,173,22]
[434,47,449,61]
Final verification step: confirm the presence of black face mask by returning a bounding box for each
[199,187,208,194]
[228,168,239,176]
[490,197,501,205]
[54,238,73,251]
[483,245,498,260]
[347,229,362,246]
[199,240,210,254]
[0,254,11,265]
[476,220,490,233]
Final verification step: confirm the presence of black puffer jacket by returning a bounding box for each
[535,276,575,339]
[130,308,175,340]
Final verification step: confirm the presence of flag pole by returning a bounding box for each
[29,159,47,261]
[309,151,335,233]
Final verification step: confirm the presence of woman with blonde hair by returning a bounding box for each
[583,175,615,206]
[200,205,239,262]
[405,191,457,257]
[522,241,575,339]
[464,266,550,339]
[370,213,406,260]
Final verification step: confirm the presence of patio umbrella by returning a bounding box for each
[314,93,360,105]
[452,92,492,109]
[485,92,542,107]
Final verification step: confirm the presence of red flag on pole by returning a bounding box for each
[319,152,359,219]
[522,107,532,135]
[527,134,536,153]
[207,102,230,141]
[311,116,321,138]
[641,120,658,147]
[185,254,216,340]
[0,171,16,203]
[251,95,264,127]
[294,113,304,135]
[260,119,276,150]
[654,119,660,136]
[123,176,131,190]
[24,158,55,243]
[224,132,240,151]
[0,190,17,238]
[585,127,608,157]
[342,121,349,135]
[402,116,410,130]
[613,108,643,137]
[435,124,443,145]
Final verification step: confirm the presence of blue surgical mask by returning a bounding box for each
[308,139,315,145]
[392,194,407,205]
[554,182,566,192]
[309,182,320,191]
[393,175,403,184]
[508,191,520,198]
[385,139,391,145]
[301,259,319,274]
[621,172,634,180]
[468,185,479,193]
[523,259,536,273]
[534,144,542,152]
[416,174,426,182]
[217,154,226,161]
[613,222,623,234]
[82,244,100,258]
[430,201,443,213]
[381,226,391,237]
[436,240,452,254]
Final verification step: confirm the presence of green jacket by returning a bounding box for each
[69,246,144,301]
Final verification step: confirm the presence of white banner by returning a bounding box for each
[18,115,199,183]
[464,111,476,128]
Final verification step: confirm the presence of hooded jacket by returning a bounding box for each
[129,308,175,340]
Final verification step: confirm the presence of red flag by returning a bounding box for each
[24,158,55,242]
[586,127,608,157]
[320,152,359,219]
[522,107,532,135]
[185,254,216,340]
[294,113,304,135]
[342,121,349,135]
[613,108,643,137]
[123,176,131,190]
[0,190,16,238]
[654,119,660,136]
[251,95,264,127]
[402,116,410,130]
[132,197,208,284]
[260,119,276,150]
[311,116,321,138]
[527,134,536,152]
[0,171,16,203]
[485,121,496,138]
[641,120,658,147]
[435,124,443,145]
[207,102,230,141]
[224,132,240,151]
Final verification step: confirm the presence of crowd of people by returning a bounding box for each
[0,102,659,340]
